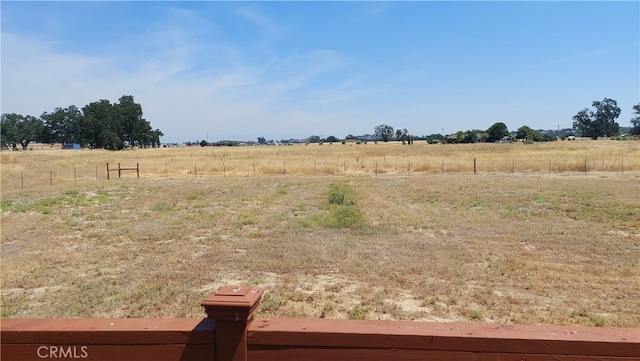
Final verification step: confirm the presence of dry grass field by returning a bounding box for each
[1,140,639,327]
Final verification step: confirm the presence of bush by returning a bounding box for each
[321,205,363,228]
[349,306,369,320]
[319,182,364,228]
[328,182,356,205]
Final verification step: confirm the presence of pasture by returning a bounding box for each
[1,140,639,327]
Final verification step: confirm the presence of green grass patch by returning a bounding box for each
[152,201,175,212]
[0,199,15,210]
[320,302,335,318]
[468,309,484,321]
[0,191,107,214]
[328,182,356,205]
[589,314,608,327]
[186,191,205,201]
[349,306,369,320]
[320,205,363,228]
[261,293,283,313]
[317,182,364,228]
[0,292,29,318]
[236,210,258,227]
[275,186,289,196]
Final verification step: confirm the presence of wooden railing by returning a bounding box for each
[2,286,638,361]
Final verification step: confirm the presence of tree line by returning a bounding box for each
[1,95,163,151]
[374,98,640,144]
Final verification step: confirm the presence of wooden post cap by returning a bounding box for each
[201,286,264,322]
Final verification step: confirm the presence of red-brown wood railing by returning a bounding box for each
[2,286,638,361]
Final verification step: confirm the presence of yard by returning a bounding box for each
[1,141,639,327]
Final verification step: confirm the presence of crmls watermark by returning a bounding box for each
[37,346,88,359]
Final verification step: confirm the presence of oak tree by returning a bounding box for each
[572,98,621,140]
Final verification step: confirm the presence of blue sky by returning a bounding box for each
[2,1,638,143]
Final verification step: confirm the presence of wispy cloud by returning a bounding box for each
[311,75,385,105]
[235,5,286,37]
[1,22,353,142]
[3,2,637,141]
[1,32,117,111]
[527,48,617,69]
[260,50,346,96]
[363,2,392,18]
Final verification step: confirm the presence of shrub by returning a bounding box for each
[328,182,356,205]
[349,306,369,320]
[321,205,363,228]
[589,314,607,327]
[468,309,484,321]
[261,293,283,313]
[320,182,364,228]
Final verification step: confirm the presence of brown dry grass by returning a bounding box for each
[1,141,639,327]
[1,140,639,190]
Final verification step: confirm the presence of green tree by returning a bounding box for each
[81,99,114,149]
[325,135,340,143]
[572,98,621,140]
[400,129,409,144]
[4,95,162,150]
[1,113,19,149]
[41,105,82,144]
[0,113,44,150]
[114,95,152,148]
[486,122,510,142]
[374,124,394,142]
[630,103,640,136]
[308,135,321,143]
[463,129,488,143]
[149,129,164,148]
[516,125,539,142]
[80,95,158,150]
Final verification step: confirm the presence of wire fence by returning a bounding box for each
[2,156,639,191]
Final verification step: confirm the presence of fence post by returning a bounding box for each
[136,163,140,178]
[201,286,263,361]
[50,170,53,186]
[474,158,477,175]
[107,163,110,180]
[21,171,24,190]
[584,157,587,175]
